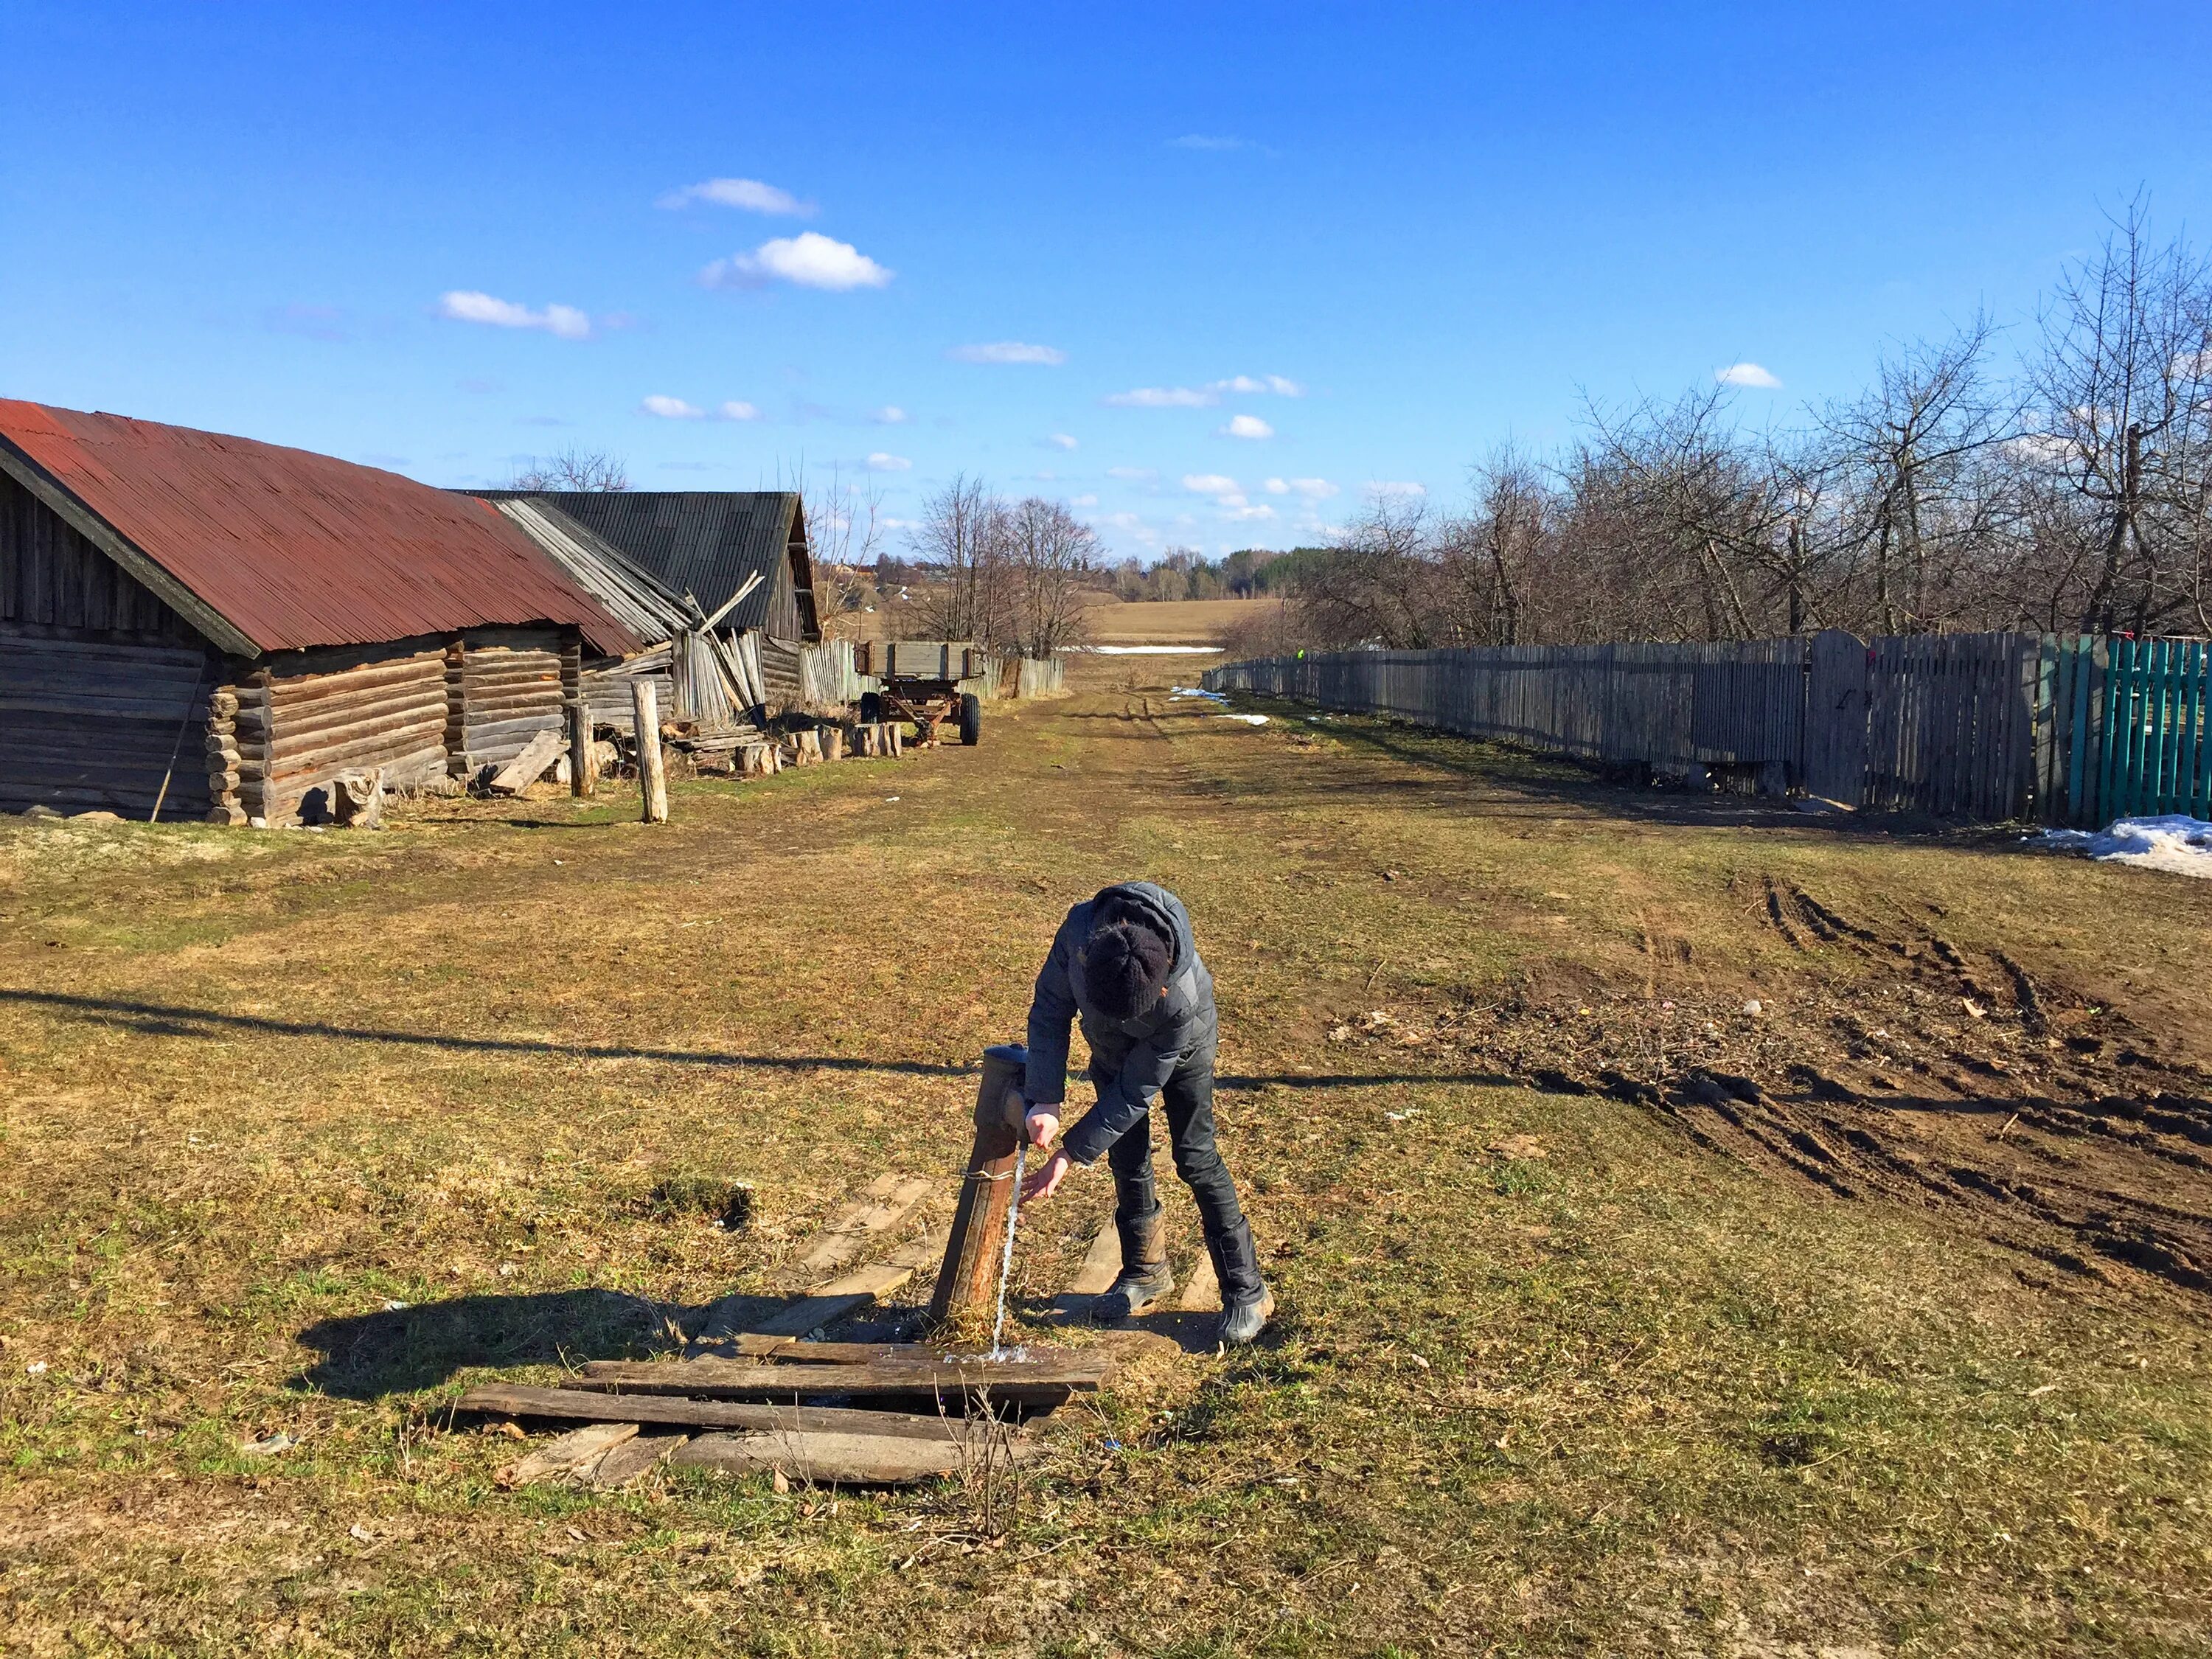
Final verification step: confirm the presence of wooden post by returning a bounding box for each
[632,681,668,824]
[823,725,846,762]
[928,1044,1030,1330]
[568,698,594,798]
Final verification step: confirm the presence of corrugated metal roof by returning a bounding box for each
[493,499,695,649]
[469,490,818,640]
[0,400,643,658]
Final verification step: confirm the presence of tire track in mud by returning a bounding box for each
[1646,881,2212,1297]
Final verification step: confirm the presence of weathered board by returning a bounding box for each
[457,1384,1018,1443]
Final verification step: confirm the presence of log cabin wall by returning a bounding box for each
[457,626,569,776]
[0,470,218,817]
[243,639,452,825]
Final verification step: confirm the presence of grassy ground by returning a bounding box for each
[2,674,2209,1656]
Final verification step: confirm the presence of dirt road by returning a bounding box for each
[2,675,2208,1655]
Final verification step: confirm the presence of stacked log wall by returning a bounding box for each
[245,641,451,824]
[459,627,568,774]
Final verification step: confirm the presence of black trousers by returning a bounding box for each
[1095,1043,1246,1242]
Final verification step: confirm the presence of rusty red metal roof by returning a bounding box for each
[0,399,642,658]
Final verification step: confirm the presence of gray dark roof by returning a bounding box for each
[465,490,816,640]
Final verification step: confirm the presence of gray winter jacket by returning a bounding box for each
[1023,881,1217,1167]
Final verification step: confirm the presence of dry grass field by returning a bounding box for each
[1078,596,1279,646]
[3,672,2211,1656]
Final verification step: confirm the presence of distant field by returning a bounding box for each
[1078,595,1278,644]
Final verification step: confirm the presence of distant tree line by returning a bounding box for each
[1248,201,2212,656]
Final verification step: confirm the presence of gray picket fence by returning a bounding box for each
[1203,630,2212,827]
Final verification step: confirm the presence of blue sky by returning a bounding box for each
[6,2,2212,561]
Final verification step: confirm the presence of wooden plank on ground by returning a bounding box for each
[745,1225,948,1339]
[587,1430,688,1489]
[1045,1222,1124,1321]
[1178,1251,1221,1313]
[458,1383,1006,1444]
[672,1427,1028,1485]
[496,1419,638,1488]
[775,1173,933,1290]
[485,727,563,796]
[573,1352,1110,1405]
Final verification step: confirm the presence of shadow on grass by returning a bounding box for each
[297,1288,687,1399]
[1202,698,2011,843]
[0,989,971,1077]
[0,990,1525,1091]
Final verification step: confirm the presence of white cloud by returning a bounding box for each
[1183,473,1240,498]
[1716,361,1782,389]
[1222,503,1276,521]
[1105,374,1301,408]
[866,451,912,472]
[1213,374,1303,397]
[1106,386,1217,408]
[1106,465,1157,481]
[641,394,706,419]
[1048,433,1079,451]
[948,341,1068,366]
[1070,493,1099,507]
[703,232,893,291]
[437,291,591,340]
[1368,480,1427,498]
[717,400,761,422]
[1287,477,1338,498]
[874,406,908,424]
[1220,414,1274,439]
[657,177,813,215]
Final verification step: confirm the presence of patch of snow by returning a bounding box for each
[1215,713,1270,726]
[2036,815,2212,880]
[1082,644,1225,655]
[1169,686,1228,701]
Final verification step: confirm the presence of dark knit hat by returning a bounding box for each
[1083,916,1173,1019]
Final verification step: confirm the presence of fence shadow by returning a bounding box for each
[297,1288,686,1399]
[1211,704,1978,841]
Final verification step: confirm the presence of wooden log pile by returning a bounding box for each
[458,1338,1110,1486]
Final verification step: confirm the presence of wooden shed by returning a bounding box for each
[0,400,641,825]
[469,490,821,703]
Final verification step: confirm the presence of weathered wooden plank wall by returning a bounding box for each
[1206,630,2209,827]
[0,631,214,816]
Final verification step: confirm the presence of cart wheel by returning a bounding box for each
[859,691,883,725]
[959,692,982,746]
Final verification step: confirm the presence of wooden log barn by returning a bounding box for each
[0,400,643,824]
[469,490,821,704]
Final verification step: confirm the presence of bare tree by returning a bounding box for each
[506,445,630,492]
[797,465,886,636]
[1567,388,1782,641]
[1293,493,1444,648]
[1004,497,1097,657]
[912,474,1016,647]
[1819,316,2017,632]
[2028,198,2212,633]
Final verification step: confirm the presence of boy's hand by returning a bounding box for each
[1020,1148,1071,1206]
[1023,1106,1060,1150]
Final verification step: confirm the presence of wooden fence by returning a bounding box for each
[1203,630,2212,827]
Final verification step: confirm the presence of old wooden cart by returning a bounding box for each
[853,640,986,745]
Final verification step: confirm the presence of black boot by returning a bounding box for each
[1091,1203,1174,1323]
[1206,1219,1274,1347]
